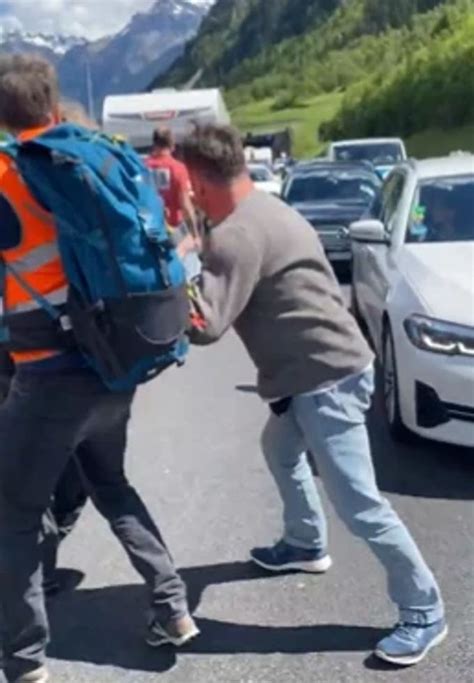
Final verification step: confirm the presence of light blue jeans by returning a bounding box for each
[261,367,444,625]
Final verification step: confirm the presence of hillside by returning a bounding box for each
[321,10,474,141]
[155,0,474,158]
[153,0,343,88]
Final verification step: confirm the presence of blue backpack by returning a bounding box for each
[8,124,189,391]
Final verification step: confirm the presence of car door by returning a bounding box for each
[362,171,407,350]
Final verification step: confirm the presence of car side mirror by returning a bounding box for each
[350,219,388,244]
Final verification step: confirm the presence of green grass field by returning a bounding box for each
[232,94,473,160]
[231,92,343,158]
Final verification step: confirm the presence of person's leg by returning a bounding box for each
[0,371,93,682]
[41,457,89,594]
[293,368,445,662]
[75,390,192,635]
[52,456,89,542]
[250,411,330,572]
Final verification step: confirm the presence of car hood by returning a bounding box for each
[290,201,368,225]
[400,242,474,325]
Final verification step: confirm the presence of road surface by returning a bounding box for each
[1,286,473,683]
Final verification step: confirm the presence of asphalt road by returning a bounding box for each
[2,283,473,683]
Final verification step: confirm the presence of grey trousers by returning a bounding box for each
[0,367,188,682]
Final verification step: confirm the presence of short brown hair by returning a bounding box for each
[152,127,174,149]
[0,54,59,130]
[181,124,246,183]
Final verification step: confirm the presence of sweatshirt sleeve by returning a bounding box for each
[190,224,262,345]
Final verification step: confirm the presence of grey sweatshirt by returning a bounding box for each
[191,190,373,400]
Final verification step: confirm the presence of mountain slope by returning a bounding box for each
[0,30,85,64]
[230,0,473,158]
[154,0,343,88]
[60,0,212,111]
[321,7,474,141]
[0,0,213,112]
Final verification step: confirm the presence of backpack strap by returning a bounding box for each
[3,260,71,331]
[0,258,10,344]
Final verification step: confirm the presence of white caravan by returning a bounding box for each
[102,88,230,152]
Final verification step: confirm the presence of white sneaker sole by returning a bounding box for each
[374,625,448,666]
[251,553,333,574]
[16,670,49,683]
[146,623,200,649]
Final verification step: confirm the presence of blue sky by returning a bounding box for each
[0,0,155,39]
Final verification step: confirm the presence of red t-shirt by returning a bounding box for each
[146,153,190,227]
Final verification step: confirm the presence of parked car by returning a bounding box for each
[328,138,407,179]
[282,161,382,263]
[351,153,474,446]
[248,163,282,196]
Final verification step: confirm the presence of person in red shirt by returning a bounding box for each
[146,127,198,241]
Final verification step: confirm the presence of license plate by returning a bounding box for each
[327,251,352,261]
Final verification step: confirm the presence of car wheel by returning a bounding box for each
[382,323,413,443]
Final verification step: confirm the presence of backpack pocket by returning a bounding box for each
[68,285,190,390]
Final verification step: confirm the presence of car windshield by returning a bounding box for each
[249,166,272,182]
[334,143,403,165]
[406,175,474,244]
[285,170,379,204]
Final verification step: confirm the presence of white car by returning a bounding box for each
[351,153,474,447]
[248,163,282,196]
[328,138,407,179]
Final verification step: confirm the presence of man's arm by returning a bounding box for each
[190,225,262,345]
[180,189,199,241]
[176,165,199,240]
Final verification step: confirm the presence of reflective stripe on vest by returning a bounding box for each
[0,143,68,362]
[7,285,69,314]
[8,241,61,274]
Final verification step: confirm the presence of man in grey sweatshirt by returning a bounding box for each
[180,125,446,667]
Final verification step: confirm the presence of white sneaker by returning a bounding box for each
[15,667,49,683]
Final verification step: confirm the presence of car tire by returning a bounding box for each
[382,323,414,443]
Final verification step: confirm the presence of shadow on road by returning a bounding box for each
[48,561,389,673]
[368,397,474,501]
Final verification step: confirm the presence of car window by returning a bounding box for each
[284,170,379,205]
[406,175,474,243]
[374,173,406,232]
[334,143,404,164]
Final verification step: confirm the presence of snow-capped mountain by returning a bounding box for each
[0,0,214,111]
[0,29,86,62]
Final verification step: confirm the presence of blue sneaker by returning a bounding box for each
[250,539,332,574]
[375,619,448,666]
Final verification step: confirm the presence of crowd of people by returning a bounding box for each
[0,54,447,683]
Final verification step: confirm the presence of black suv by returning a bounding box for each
[282,160,382,264]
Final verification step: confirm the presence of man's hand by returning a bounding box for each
[177,234,196,259]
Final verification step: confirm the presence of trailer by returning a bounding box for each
[102,88,230,152]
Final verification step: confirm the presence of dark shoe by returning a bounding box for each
[146,614,200,648]
[44,568,85,598]
[251,539,332,573]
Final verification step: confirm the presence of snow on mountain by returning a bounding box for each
[0,30,86,57]
[0,0,214,113]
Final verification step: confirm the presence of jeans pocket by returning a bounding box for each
[312,369,375,426]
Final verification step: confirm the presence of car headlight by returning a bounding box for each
[404,315,474,356]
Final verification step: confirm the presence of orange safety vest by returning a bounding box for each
[0,127,68,363]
